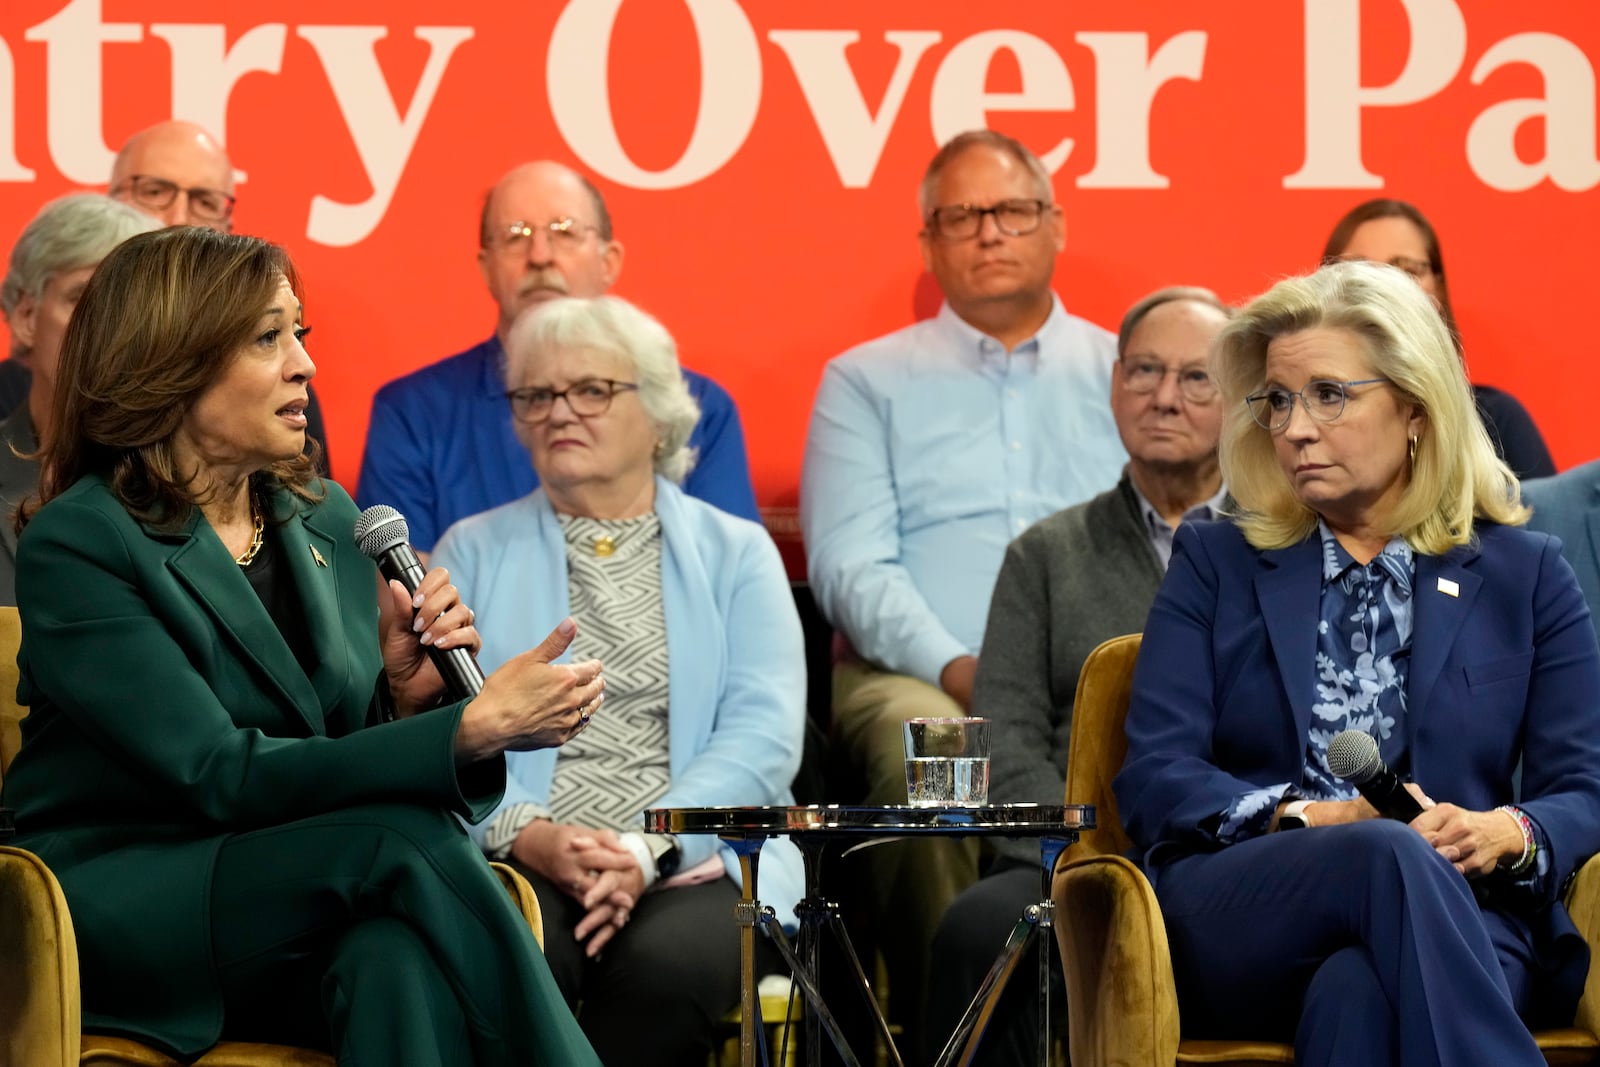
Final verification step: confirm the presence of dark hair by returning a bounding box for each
[25,227,322,529]
[1321,198,1459,351]
[478,166,615,247]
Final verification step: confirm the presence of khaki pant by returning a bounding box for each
[831,661,980,1042]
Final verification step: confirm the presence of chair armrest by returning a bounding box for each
[1052,853,1178,1067]
[490,860,544,950]
[0,845,80,1067]
[1564,853,1600,1035]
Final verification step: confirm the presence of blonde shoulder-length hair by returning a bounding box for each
[1213,259,1525,555]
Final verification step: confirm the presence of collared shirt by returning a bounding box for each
[801,297,1125,685]
[1217,523,1417,842]
[357,335,760,551]
[1128,478,1230,570]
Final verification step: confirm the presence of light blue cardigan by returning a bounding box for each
[434,476,807,925]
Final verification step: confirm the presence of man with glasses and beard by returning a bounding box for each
[358,161,758,557]
[799,128,1127,1054]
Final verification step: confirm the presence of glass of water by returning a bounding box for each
[903,717,991,807]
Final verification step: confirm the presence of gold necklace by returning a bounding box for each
[234,506,265,566]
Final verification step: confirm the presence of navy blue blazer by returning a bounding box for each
[1115,519,1600,910]
[1525,459,1600,630]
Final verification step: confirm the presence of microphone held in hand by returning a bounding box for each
[1326,729,1425,822]
[354,504,485,700]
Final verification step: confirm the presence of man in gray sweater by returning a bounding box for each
[926,286,1231,1065]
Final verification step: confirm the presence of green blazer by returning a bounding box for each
[1,475,504,1053]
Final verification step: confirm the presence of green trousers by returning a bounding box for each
[209,802,601,1067]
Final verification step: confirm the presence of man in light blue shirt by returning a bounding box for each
[799,129,1126,1048]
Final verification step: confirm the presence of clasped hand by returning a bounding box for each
[515,821,646,957]
[1286,784,1526,878]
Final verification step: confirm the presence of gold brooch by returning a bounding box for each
[593,535,616,558]
[310,545,328,568]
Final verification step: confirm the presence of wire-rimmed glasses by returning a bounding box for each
[1245,378,1391,431]
[112,175,236,222]
[506,378,639,422]
[1120,359,1219,403]
[923,199,1054,239]
[490,217,598,255]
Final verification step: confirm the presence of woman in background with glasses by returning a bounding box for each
[433,295,805,1066]
[1115,260,1600,1066]
[1322,198,1554,479]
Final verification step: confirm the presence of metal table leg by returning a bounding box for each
[1036,836,1069,1067]
[724,835,768,1067]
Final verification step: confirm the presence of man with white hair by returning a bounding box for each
[358,160,758,556]
[0,194,158,602]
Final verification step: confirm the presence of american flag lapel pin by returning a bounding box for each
[310,544,328,568]
[1437,577,1459,598]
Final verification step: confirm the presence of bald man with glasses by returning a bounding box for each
[357,160,758,556]
[103,120,332,470]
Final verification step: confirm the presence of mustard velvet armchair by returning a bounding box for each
[1051,632,1600,1067]
[0,605,545,1067]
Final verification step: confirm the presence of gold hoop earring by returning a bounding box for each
[1408,435,1419,465]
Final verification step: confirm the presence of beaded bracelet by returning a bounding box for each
[1497,804,1537,875]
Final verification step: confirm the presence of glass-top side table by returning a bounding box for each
[646,803,1093,1067]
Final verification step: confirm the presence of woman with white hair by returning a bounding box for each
[433,295,805,1065]
[1115,260,1600,1065]
[0,193,157,601]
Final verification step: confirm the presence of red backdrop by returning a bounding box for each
[3,0,1597,567]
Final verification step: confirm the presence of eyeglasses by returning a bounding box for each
[1120,359,1219,403]
[506,378,639,422]
[112,175,236,222]
[924,199,1054,240]
[489,218,597,255]
[1329,253,1434,282]
[1245,378,1391,431]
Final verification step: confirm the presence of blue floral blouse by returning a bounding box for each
[1217,522,1415,841]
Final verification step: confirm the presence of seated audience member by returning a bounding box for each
[928,287,1231,1065]
[1322,198,1553,478]
[359,161,758,555]
[1524,459,1600,627]
[2,226,606,1064]
[0,193,158,602]
[432,295,804,1066]
[800,129,1125,1040]
[107,119,333,468]
[1117,260,1600,1065]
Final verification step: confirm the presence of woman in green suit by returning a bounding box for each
[0,227,607,1066]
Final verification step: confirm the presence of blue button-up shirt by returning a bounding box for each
[801,297,1126,685]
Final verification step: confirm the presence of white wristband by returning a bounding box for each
[617,831,660,891]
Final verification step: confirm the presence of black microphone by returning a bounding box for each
[1326,729,1425,822]
[354,504,485,700]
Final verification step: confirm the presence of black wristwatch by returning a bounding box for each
[646,833,681,878]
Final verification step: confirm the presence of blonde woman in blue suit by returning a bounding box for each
[1116,261,1600,1066]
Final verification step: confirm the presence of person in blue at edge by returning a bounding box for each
[433,294,804,1065]
[1115,259,1600,1066]
[2,227,605,1066]
[357,160,759,556]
